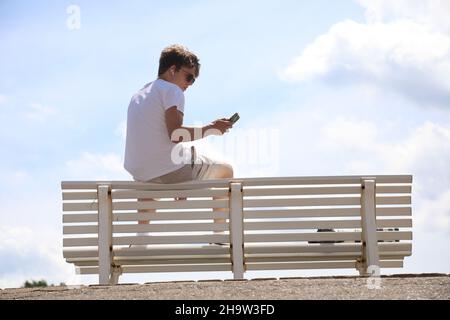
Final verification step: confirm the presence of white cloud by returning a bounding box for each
[24,103,57,121]
[357,0,450,31]
[0,225,73,288]
[282,1,450,108]
[65,151,129,180]
[0,94,6,105]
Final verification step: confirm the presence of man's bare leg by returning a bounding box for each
[210,164,234,240]
[137,198,156,226]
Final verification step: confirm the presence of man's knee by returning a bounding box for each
[219,163,233,178]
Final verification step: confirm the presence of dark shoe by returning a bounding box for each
[309,229,344,244]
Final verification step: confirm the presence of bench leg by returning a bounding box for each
[110,266,122,285]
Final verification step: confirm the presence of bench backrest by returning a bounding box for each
[62,180,232,276]
[239,176,412,273]
[61,175,412,283]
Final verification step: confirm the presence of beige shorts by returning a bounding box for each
[146,154,230,184]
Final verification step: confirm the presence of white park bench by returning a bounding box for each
[61,175,413,285]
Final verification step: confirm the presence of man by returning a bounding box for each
[124,44,233,238]
[124,44,234,183]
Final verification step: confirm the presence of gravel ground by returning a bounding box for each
[1,274,449,300]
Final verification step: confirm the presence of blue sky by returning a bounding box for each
[1,0,450,288]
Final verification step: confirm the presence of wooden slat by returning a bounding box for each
[376,196,411,205]
[247,261,357,270]
[113,245,230,257]
[244,208,361,219]
[242,219,411,231]
[243,187,362,197]
[112,234,230,245]
[63,192,98,200]
[63,202,98,212]
[123,264,232,273]
[376,219,412,228]
[63,214,98,223]
[112,189,228,199]
[76,264,232,274]
[112,211,229,221]
[61,175,412,190]
[244,220,362,230]
[245,254,408,263]
[244,232,361,243]
[245,243,362,254]
[245,260,403,271]
[63,237,98,247]
[63,249,98,258]
[244,231,412,243]
[64,225,98,235]
[377,186,412,194]
[244,197,361,208]
[376,207,412,216]
[377,231,412,241]
[112,223,229,233]
[244,242,412,254]
[69,257,231,266]
[113,199,228,210]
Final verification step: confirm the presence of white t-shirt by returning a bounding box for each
[124,79,189,182]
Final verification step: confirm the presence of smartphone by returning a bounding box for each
[229,112,240,124]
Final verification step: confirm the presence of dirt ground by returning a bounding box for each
[1,273,449,300]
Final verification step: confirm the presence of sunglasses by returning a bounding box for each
[180,68,196,84]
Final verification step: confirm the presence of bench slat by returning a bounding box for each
[113,234,230,245]
[244,208,361,219]
[61,175,412,190]
[63,245,231,258]
[112,189,229,199]
[76,264,232,274]
[112,211,229,221]
[113,199,229,210]
[376,207,412,216]
[114,246,230,256]
[114,223,229,233]
[244,207,412,219]
[244,220,362,230]
[243,231,412,243]
[64,225,98,235]
[243,187,362,197]
[62,242,411,258]
[377,186,412,194]
[63,214,98,223]
[63,202,98,212]
[245,260,403,271]
[243,219,412,231]
[244,242,412,254]
[377,218,412,228]
[69,257,231,266]
[63,237,98,247]
[64,223,230,235]
[376,196,411,205]
[243,185,411,197]
[246,254,409,263]
[62,192,98,200]
[244,197,361,208]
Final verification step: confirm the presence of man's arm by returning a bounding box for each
[165,106,232,143]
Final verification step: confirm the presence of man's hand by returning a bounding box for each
[209,118,233,135]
